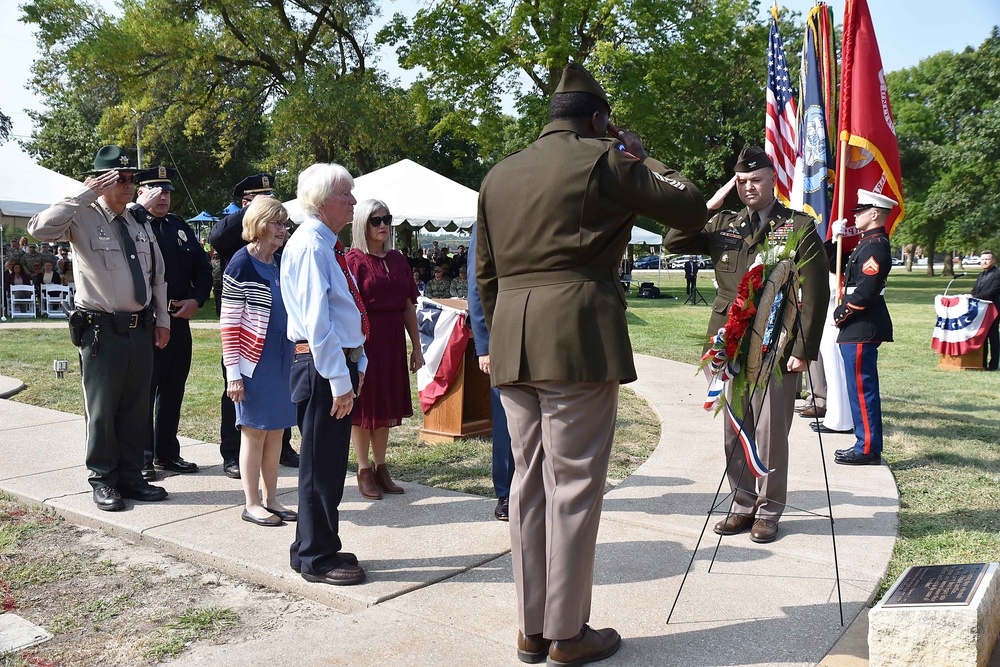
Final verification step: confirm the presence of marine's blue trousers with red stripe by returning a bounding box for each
[839,342,883,456]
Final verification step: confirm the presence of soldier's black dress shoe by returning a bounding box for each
[301,563,365,586]
[835,447,854,456]
[835,450,882,465]
[93,486,124,512]
[154,458,199,473]
[117,482,168,502]
[811,422,854,434]
[141,464,156,482]
[279,450,300,468]
[495,496,510,521]
[223,460,241,479]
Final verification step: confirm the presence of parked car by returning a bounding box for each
[891,257,904,266]
[963,256,981,266]
[633,255,662,269]
[667,255,711,270]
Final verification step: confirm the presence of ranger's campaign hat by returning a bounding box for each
[554,62,610,110]
[853,189,898,211]
[232,173,274,201]
[86,145,136,175]
[134,166,177,191]
[734,146,774,173]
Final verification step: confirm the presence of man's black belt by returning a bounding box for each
[79,308,153,331]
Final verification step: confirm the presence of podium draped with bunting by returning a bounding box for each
[931,295,998,370]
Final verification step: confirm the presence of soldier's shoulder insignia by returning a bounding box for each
[862,257,880,275]
[652,172,686,190]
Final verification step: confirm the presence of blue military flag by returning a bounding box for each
[797,5,835,238]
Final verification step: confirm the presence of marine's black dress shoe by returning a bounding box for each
[117,481,168,502]
[835,450,882,465]
[279,450,300,468]
[93,486,124,512]
[242,509,282,526]
[154,457,199,473]
[265,506,298,522]
[223,460,241,479]
[811,422,853,434]
[141,464,156,482]
[301,563,365,586]
[835,447,855,456]
[495,496,510,522]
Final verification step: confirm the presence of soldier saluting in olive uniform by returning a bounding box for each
[831,189,896,466]
[664,146,829,544]
[29,145,171,511]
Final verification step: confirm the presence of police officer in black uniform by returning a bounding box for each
[832,189,896,465]
[209,174,300,478]
[131,167,213,479]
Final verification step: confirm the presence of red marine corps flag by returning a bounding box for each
[831,0,905,251]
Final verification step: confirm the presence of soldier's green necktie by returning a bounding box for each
[750,211,761,235]
[114,215,147,306]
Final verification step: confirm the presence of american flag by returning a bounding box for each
[765,16,797,206]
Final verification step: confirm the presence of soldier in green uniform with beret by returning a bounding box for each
[477,62,706,665]
[664,146,829,544]
[29,145,171,512]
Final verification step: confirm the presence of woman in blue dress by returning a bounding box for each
[221,197,298,527]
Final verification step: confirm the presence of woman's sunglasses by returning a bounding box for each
[368,214,393,227]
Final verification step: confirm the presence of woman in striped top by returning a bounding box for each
[221,197,298,527]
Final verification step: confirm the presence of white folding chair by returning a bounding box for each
[9,285,37,318]
[42,284,70,318]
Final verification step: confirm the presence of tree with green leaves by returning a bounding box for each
[888,29,1000,276]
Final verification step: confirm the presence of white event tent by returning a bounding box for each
[284,159,478,231]
[0,142,82,228]
[630,226,662,246]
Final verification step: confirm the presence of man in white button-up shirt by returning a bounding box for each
[281,163,368,586]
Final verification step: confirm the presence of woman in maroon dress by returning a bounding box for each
[346,200,424,499]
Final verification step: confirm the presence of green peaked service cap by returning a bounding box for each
[554,62,609,109]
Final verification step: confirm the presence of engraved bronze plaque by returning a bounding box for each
[883,563,989,607]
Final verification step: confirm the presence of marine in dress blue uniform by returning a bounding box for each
[832,189,896,465]
[131,167,213,478]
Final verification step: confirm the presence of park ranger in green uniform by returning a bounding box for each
[29,145,171,512]
[477,63,706,665]
[664,146,829,544]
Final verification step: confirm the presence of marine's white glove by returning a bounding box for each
[831,218,847,238]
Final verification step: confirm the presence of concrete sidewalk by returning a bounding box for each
[0,354,898,666]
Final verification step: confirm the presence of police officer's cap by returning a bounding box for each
[134,166,177,191]
[233,174,274,201]
[853,189,897,211]
[85,145,137,175]
[734,146,774,173]
[554,63,610,110]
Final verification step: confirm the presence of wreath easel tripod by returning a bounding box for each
[666,258,845,626]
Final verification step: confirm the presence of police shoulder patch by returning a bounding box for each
[862,257,880,275]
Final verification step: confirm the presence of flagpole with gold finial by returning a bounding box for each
[771,1,780,22]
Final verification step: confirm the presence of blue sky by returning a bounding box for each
[1,0,997,139]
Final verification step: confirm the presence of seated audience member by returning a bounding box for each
[33,260,62,296]
[61,260,75,286]
[413,268,425,295]
[450,264,468,298]
[56,246,71,272]
[424,265,452,299]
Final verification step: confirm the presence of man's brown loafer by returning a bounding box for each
[547,625,621,666]
[800,405,826,418]
[301,563,366,586]
[713,512,754,536]
[750,518,779,543]
[516,631,550,664]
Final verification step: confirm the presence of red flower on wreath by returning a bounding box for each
[723,264,765,360]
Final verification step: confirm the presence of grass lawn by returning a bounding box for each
[2,269,998,599]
